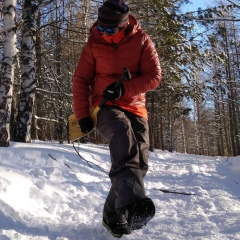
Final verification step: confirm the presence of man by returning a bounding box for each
[73,0,161,238]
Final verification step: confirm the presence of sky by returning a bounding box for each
[0,141,240,240]
[183,0,209,12]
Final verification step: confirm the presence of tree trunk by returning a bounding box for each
[15,0,38,142]
[181,117,187,154]
[148,92,154,152]
[193,99,200,155]
[0,0,17,147]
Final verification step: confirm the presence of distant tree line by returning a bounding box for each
[0,0,239,156]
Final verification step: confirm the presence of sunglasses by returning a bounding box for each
[97,26,117,34]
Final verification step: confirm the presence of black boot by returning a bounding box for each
[102,218,131,238]
[126,198,155,230]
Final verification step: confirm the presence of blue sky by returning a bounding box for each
[183,0,209,12]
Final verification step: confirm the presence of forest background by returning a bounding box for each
[0,0,239,157]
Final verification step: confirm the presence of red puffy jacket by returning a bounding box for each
[73,15,161,120]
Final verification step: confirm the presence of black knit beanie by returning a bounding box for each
[97,0,130,28]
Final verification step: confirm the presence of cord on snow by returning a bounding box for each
[72,141,108,174]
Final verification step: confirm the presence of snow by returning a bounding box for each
[0,141,240,240]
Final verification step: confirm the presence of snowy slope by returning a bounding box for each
[0,141,240,240]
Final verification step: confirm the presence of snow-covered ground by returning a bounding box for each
[0,141,240,240]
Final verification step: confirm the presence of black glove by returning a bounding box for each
[78,117,94,133]
[103,82,124,100]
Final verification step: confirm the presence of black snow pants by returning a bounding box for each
[96,105,149,223]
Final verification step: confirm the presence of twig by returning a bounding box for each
[48,154,72,169]
[155,188,196,196]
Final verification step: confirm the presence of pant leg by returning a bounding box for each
[103,186,126,222]
[125,111,149,177]
[97,106,147,221]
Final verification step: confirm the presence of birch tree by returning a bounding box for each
[14,0,38,142]
[0,0,17,147]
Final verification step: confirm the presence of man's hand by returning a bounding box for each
[78,117,94,133]
[103,82,124,100]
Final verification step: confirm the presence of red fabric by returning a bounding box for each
[73,14,161,120]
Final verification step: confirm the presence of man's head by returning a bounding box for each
[97,0,129,28]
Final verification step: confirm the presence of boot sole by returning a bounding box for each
[128,198,155,230]
[102,219,131,238]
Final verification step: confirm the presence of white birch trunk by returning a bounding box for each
[15,0,38,142]
[0,0,17,147]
